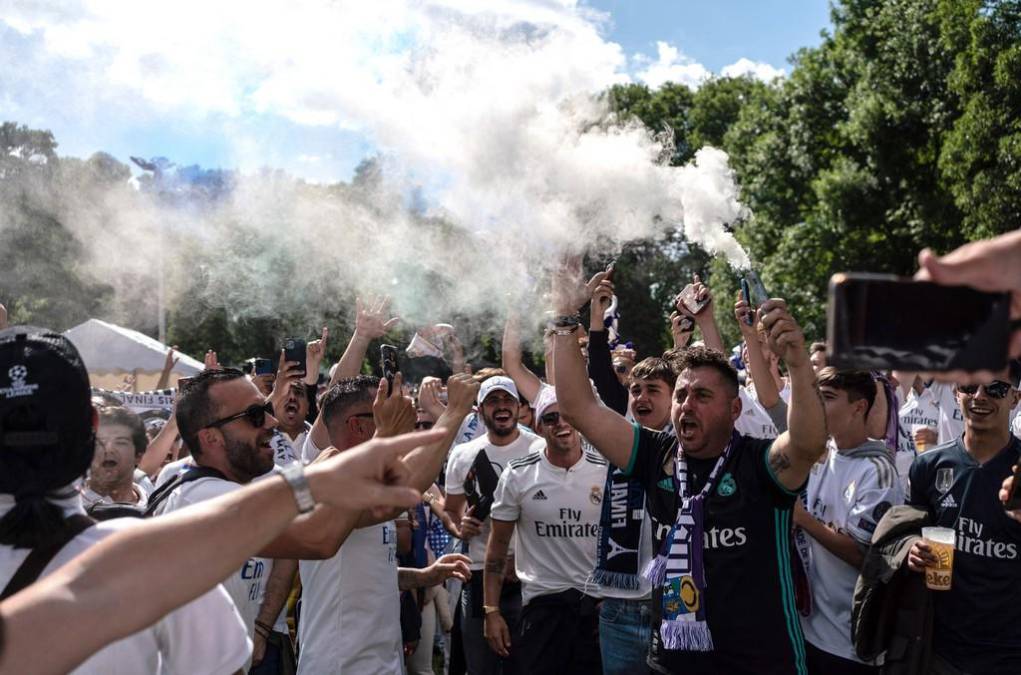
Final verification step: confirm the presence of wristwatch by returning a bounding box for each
[483,605,501,615]
[276,463,316,514]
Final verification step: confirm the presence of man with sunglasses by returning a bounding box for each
[483,389,605,674]
[905,362,1021,674]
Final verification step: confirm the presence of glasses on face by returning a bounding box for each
[415,420,435,430]
[957,381,1014,399]
[540,411,561,427]
[204,401,275,430]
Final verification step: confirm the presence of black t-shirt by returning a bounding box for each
[907,437,1021,674]
[623,424,807,675]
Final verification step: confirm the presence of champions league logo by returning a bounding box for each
[1,364,40,399]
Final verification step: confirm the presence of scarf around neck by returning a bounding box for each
[643,431,737,652]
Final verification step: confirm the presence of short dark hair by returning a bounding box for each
[630,357,677,389]
[97,405,147,457]
[668,345,739,398]
[816,367,876,415]
[810,341,827,355]
[175,369,247,457]
[321,376,380,430]
[472,367,507,384]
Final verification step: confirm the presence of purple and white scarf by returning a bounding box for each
[643,431,737,651]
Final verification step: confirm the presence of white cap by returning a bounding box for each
[476,376,518,406]
[533,385,557,421]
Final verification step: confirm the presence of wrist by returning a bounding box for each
[483,605,501,616]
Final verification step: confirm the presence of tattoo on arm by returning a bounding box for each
[485,558,505,575]
[769,450,792,475]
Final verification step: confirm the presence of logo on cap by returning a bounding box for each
[1,364,39,399]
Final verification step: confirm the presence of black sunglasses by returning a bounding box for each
[540,411,561,426]
[415,420,435,430]
[204,401,275,430]
[957,381,1014,399]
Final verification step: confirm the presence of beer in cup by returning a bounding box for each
[921,526,956,591]
[912,424,936,452]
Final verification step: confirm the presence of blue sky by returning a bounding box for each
[1,1,833,183]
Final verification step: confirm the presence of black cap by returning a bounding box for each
[0,326,95,497]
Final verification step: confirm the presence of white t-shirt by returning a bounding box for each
[271,423,310,466]
[81,483,148,511]
[735,388,781,439]
[152,476,271,651]
[800,442,904,663]
[490,448,607,605]
[301,431,325,464]
[154,457,194,488]
[444,431,544,570]
[297,520,402,675]
[0,495,250,675]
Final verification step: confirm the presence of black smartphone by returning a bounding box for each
[380,344,399,392]
[253,357,274,376]
[283,338,307,377]
[1005,463,1021,512]
[827,273,1013,372]
[740,278,754,326]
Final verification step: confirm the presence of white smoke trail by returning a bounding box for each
[1,0,751,330]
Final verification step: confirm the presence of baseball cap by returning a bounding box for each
[0,326,95,497]
[533,385,557,421]
[476,376,518,406]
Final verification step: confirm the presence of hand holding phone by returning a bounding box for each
[283,338,307,377]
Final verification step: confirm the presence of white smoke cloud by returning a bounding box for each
[0,1,753,332]
[721,57,786,82]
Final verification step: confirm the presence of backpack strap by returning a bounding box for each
[143,466,229,518]
[1,514,95,601]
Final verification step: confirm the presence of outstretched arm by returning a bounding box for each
[501,314,543,405]
[0,431,427,675]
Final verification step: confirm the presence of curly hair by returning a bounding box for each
[666,345,739,397]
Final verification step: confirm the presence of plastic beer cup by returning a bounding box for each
[921,526,955,591]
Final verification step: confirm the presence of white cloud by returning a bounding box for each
[634,41,711,89]
[721,57,786,82]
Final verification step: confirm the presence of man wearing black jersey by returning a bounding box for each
[906,362,1021,674]
[550,261,827,675]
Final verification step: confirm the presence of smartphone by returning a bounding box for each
[380,344,399,392]
[745,270,770,308]
[283,338,307,377]
[678,284,710,315]
[1005,463,1021,511]
[253,357,274,376]
[740,278,754,326]
[827,273,1013,372]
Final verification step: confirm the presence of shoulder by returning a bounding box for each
[855,453,898,491]
[911,440,959,474]
[508,453,542,470]
[582,449,608,467]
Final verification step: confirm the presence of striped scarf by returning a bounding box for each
[644,432,736,651]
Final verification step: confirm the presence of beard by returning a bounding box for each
[224,431,274,483]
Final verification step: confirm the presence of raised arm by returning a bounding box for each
[155,346,179,391]
[551,258,635,469]
[501,314,543,404]
[677,275,725,353]
[587,276,628,415]
[735,292,780,410]
[760,299,827,492]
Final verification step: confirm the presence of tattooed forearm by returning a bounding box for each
[485,558,506,574]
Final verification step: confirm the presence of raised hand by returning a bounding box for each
[306,326,329,383]
[418,376,447,419]
[669,311,695,349]
[156,346,180,390]
[444,372,480,416]
[423,553,472,586]
[203,350,221,371]
[759,299,808,368]
[355,296,400,341]
[734,291,758,338]
[372,372,415,437]
[675,274,713,319]
[552,255,611,316]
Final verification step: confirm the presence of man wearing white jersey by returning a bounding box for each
[297,374,474,675]
[795,368,903,674]
[444,376,544,675]
[0,327,250,675]
[484,391,605,674]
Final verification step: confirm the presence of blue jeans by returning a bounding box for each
[599,597,652,675]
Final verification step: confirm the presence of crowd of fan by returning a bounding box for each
[0,229,1020,675]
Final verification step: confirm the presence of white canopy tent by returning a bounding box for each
[63,318,203,391]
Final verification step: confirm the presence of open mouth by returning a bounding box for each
[967,405,994,418]
[634,404,652,417]
[285,402,299,415]
[258,434,274,451]
[554,429,572,439]
[678,418,699,438]
[100,458,118,468]
[493,411,514,423]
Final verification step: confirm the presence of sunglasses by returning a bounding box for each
[204,401,275,430]
[957,381,1014,399]
[415,420,435,430]
[540,411,561,426]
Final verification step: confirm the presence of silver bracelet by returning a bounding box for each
[276,462,316,514]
